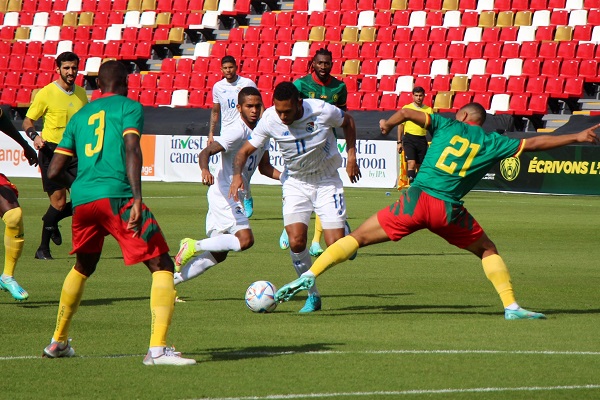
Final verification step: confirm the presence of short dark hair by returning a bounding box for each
[238,86,261,105]
[273,82,299,102]
[221,55,236,65]
[412,86,425,95]
[459,102,487,124]
[98,60,128,92]
[56,52,79,68]
[313,48,332,61]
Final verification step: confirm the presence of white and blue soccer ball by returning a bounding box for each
[245,281,277,313]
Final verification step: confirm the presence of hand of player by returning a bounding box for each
[228,175,244,201]
[201,169,214,186]
[346,159,361,184]
[379,119,392,135]
[397,142,403,154]
[577,123,600,144]
[127,199,142,238]
[33,135,45,150]
[207,135,215,146]
[22,144,38,166]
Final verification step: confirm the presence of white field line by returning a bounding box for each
[188,385,600,400]
[3,348,600,361]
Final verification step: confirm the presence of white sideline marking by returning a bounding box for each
[2,348,600,361]
[188,385,600,400]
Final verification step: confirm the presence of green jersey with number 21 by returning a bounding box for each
[412,114,524,205]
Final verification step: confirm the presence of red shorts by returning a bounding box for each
[0,173,18,197]
[377,187,484,249]
[71,198,170,265]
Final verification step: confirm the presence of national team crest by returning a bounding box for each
[308,92,316,98]
[500,157,520,181]
[306,122,315,132]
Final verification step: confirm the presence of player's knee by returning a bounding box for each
[2,207,23,231]
[239,236,254,251]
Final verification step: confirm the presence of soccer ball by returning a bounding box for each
[245,281,277,313]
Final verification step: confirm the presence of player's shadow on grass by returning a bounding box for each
[202,343,343,362]
[16,296,148,309]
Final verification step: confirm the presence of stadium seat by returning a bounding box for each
[563,77,584,98]
[468,75,489,93]
[545,77,565,98]
[560,59,580,78]
[506,76,527,94]
[346,92,362,110]
[433,91,453,112]
[173,73,190,90]
[450,92,471,111]
[379,93,398,110]
[432,74,451,92]
[525,76,546,94]
[522,58,542,77]
[502,58,523,77]
[450,75,468,91]
[473,92,492,110]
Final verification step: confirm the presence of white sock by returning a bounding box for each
[149,346,164,357]
[505,302,520,311]
[195,235,241,252]
[175,251,219,285]
[291,249,319,296]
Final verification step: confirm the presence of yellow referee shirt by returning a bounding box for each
[25,81,88,144]
[401,102,433,137]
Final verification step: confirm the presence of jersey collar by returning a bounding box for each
[312,72,332,86]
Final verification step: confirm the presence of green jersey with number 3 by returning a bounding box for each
[412,114,525,205]
[55,94,143,207]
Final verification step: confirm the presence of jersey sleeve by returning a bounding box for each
[428,113,454,137]
[215,122,244,152]
[490,133,524,159]
[247,115,271,149]
[337,84,348,108]
[25,86,48,121]
[122,101,143,136]
[212,81,221,104]
[321,102,345,128]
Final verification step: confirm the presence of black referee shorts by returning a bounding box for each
[402,133,429,165]
[38,142,77,194]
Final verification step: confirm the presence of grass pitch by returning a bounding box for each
[1,178,599,400]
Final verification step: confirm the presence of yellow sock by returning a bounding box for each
[3,207,24,278]
[311,215,323,244]
[482,254,516,308]
[149,270,175,348]
[54,268,87,343]
[310,236,359,277]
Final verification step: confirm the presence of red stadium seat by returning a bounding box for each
[506,76,527,94]
[525,76,546,94]
[545,77,565,98]
[487,76,507,93]
[346,92,362,110]
[469,75,489,93]
[538,41,558,59]
[472,93,492,110]
[521,58,541,77]
[189,74,206,89]
[451,92,472,111]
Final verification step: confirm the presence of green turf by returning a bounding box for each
[1,178,599,400]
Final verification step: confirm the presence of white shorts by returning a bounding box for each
[281,174,346,229]
[205,184,250,237]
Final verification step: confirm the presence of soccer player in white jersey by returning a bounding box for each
[174,87,281,289]
[209,55,259,218]
[229,82,361,313]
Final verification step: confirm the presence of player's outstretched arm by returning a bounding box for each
[124,133,143,237]
[229,140,258,201]
[523,123,600,152]
[341,113,361,183]
[0,109,38,166]
[198,141,225,186]
[380,109,429,135]
[257,151,281,181]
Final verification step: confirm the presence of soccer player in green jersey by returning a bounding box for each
[43,61,195,365]
[275,103,600,320]
[279,48,349,257]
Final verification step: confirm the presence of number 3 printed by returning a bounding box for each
[85,110,105,157]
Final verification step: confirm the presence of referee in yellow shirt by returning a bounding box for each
[397,87,433,185]
[23,52,88,260]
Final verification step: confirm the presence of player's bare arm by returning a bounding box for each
[341,113,361,183]
[379,109,429,135]
[47,153,70,182]
[523,124,600,152]
[22,116,46,150]
[198,141,225,186]
[208,103,220,145]
[257,151,281,181]
[229,140,258,201]
[124,133,143,237]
